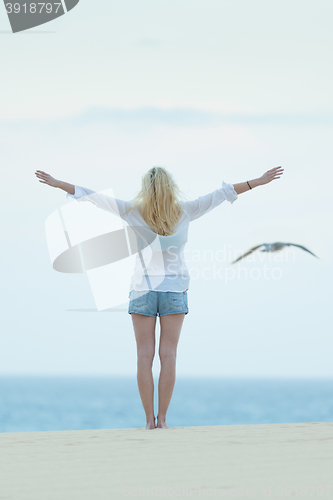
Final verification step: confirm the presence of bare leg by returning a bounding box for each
[157,313,185,429]
[131,313,157,429]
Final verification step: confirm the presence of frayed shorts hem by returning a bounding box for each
[128,310,188,317]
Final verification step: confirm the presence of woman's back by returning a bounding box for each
[66,179,238,293]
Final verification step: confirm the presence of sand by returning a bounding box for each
[0,422,332,499]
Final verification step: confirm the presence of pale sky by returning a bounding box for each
[0,0,332,377]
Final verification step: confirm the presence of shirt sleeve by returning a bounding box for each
[181,181,238,222]
[66,185,133,221]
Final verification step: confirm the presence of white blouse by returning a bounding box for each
[66,181,238,293]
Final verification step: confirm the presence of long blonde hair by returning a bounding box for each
[122,166,184,236]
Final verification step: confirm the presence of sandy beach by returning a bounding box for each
[0,422,332,499]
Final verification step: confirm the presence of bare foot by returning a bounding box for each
[145,417,156,430]
[156,416,169,429]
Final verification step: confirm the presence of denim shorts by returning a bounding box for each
[128,290,189,317]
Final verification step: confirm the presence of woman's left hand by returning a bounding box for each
[35,170,60,188]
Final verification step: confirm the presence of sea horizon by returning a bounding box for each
[0,375,332,433]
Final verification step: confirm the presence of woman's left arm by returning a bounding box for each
[232,166,284,195]
[35,170,132,220]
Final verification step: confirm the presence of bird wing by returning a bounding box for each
[288,244,319,259]
[231,245,263,263]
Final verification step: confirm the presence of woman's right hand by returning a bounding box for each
[35,170,59,188]
[259,166,284,185]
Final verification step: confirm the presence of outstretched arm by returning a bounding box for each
[232,166,284,194]
[35,170,132,220]
[35,170,75,194]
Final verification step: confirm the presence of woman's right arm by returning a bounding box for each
[232,166,284,194]
[35,170,75,194]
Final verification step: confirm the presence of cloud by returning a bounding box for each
[1,106,333,130]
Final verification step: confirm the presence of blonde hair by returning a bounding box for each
[122,166,184,236]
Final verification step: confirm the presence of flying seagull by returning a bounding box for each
[231,242,319,263]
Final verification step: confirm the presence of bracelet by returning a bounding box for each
[247,180,252,190]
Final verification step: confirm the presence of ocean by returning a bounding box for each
[0,376,332,432]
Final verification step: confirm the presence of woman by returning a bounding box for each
[35,165,284,429]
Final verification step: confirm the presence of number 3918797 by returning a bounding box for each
[5,3,62,14]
